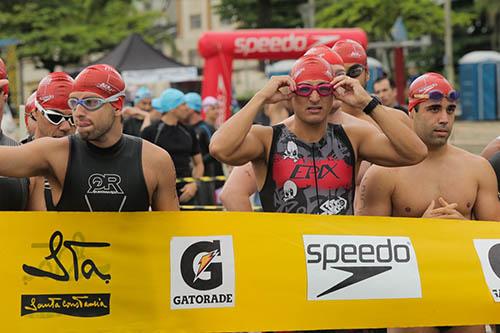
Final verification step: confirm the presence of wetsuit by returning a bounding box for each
[55,134,150,211]
[0,130,29,210]
[142,121,200,204]
[193,120,223,204]
[123,117,143,137]
[260,124,355,215]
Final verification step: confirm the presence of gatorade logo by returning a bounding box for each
[170,236,235,309]
[304,235,422,300]
[234,34,308,56]
[473,240,500,302]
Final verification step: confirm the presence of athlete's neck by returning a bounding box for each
[426,143,450,158]
[161,112,178,126]
[205,117,216,127]
[289,118,328,143]
[189,113,202,126]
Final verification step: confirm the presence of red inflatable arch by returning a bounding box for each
[198,28,368,119]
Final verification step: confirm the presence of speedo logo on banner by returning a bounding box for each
[473,239,500,302]
[304,235,422,300]
[170,236,235,309]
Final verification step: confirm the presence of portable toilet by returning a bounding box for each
[458,51,500,120]
[366,57,385,93]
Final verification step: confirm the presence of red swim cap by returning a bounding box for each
[304,45,344,66]
[0,58,9,95]
[36,72,74,111]
[408,72,454,112]
[73,64,125,109]
[332,39,367,66]
[24,92,37,128]
[290,55,334,84]
[25,92,37,115]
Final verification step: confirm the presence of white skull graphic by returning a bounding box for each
[283,180,298,202]
[283,141,299,162]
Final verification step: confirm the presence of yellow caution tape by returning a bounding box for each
[2,212,500,332]
[176,175,226,183]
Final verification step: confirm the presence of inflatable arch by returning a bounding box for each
[198,28,368,119]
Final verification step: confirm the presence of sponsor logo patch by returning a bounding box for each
[170,236,235,309]
[304,235,422,300]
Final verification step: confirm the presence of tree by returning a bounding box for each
[0,0,163,71]
[315,0,475,72]
[475,0,500,50]
[215,0,308,28]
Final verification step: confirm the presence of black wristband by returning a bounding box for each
[362,96,381,115]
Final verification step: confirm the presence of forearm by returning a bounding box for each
[210,93,265,157]
[192,162,204,178]
[370,106,427,163]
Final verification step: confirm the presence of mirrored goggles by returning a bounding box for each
[346,64,365,78]
[35,100,74,126]
[413,90,459,102]
[68,91,125,111]
[294,83,334,97]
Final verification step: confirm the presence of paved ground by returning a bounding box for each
[450,121,499,154]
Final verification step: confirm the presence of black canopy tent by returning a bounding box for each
[93,33,197,84]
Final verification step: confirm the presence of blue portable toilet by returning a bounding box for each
[366,57,385,93]
[458,51,500,120]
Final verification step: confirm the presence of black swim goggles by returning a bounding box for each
[346,64,365,78]
[35,100,75,126]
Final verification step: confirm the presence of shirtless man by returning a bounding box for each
[0,64,178,211]
[358,72,499,333]
[210,55,427,214]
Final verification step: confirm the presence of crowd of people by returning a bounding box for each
[0,36,499,331]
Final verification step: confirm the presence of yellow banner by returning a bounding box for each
[0,212,499,332]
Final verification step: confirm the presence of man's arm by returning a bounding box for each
[220,163,257,212]
[473,158,500,221]
[356,165,395,216]
[210,76,295,165]
[0,137,57,178]
[481,137,500,160]
[332,75,427,166]
[151,149,179,211]
[191,153,204,179]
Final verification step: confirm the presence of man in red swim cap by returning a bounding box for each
[210,55,427,215]
[33,72,76,139]
[0,64,179,211]
[359,72,499,220]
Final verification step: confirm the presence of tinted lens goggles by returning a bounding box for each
[35,100,74,126]
[294,83,333,97]
[346,64,365,78]
[413,90,459,102]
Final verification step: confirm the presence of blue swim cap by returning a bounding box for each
[152,88,185,113]
[184,92,202,112]
[134,86,152,104]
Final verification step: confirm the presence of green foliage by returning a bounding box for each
[316,0,476,72]
[216,0,308,28]
[0,0,161,71]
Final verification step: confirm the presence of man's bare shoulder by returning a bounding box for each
[141,138,173,167]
